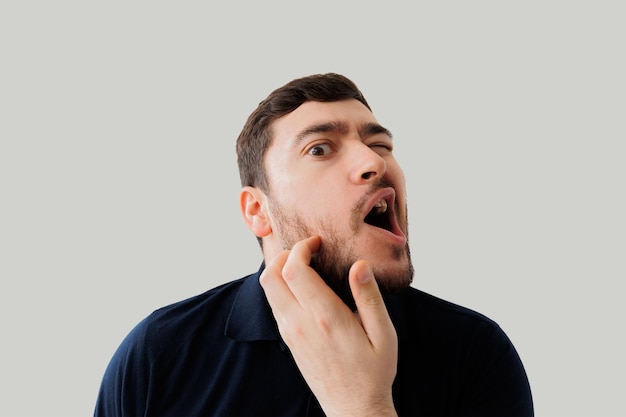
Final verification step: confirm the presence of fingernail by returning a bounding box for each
[358,264,373,284]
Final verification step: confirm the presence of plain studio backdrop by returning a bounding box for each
[1,2,624,416]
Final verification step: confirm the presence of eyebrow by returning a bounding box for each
[293,121,393,146]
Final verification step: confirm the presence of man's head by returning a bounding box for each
[237,73,372,193]
[237,73,413,308]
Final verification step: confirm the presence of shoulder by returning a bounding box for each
[396,286,500,331]
[131,276,249,346]
[94,276,253,415]
[391,286,519,362]
[391,288,534,415]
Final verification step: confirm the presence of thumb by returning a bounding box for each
[349,261,397,351]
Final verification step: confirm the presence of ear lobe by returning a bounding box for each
[240,186,272,238]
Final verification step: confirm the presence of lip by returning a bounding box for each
[362,188,407,245]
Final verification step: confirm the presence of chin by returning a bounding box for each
[374,262,413,289]
[369,245,414,292]
[331,257,413,312]
[334,270,412,312]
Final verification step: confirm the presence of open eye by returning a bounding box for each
[307,143,333,156]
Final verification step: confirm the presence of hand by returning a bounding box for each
[260,236,398,417]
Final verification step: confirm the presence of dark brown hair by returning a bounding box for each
[236,73,371,193]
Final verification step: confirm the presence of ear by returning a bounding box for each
[240,186,272,238]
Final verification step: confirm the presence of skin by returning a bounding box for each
[240,99,412,417]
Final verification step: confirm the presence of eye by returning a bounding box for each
[370,142,393,154]
[307,143,333,156]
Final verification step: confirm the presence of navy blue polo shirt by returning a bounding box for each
[95,265,533,416]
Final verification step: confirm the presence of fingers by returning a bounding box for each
[261,243,398,415]
[261,236,397,356]
[280,236,321,284]
[349,260,397,352]
[260,236,337,314]
[259,249,294,310]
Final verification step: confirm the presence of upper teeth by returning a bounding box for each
[374,199,388,214]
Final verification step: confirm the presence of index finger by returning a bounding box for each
[280,235,321,282]
[281,236,340,308]
[259,249,300,323]
[259,236,321,312]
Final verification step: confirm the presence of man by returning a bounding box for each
[95,73,534,416]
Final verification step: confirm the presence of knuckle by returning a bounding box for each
[315,314,332,335]
[281,262,298,282]
[278,318,305,345]
[360,291,384,307]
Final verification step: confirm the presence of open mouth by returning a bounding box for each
[364,198,392,232]
[360,189,407,245]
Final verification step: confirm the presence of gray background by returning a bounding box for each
[1,2,624,416]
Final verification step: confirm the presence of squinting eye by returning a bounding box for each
[371,143,393,153]
[307,144,332,156]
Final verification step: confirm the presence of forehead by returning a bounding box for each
[270,99,383,146]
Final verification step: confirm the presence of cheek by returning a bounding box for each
[293,188,350,229]
[388,163,407,196]
[278,172,344,208]
[268,160,354,223]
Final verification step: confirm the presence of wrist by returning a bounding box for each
[324,397,397,417]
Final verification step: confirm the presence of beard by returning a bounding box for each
[267,188,414,311]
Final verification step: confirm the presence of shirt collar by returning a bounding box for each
[225,263,281,342]
[224,262,409,342]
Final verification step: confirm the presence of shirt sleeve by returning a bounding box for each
[94,319,154,417]
[460,322,534,416]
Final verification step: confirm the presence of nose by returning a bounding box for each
[350,143,387,184]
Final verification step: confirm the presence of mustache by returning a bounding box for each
[354,178,395,213]
[351,179,395,233]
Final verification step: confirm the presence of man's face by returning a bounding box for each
[263,99,413,307]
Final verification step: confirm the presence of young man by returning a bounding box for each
[95,73,534,416]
